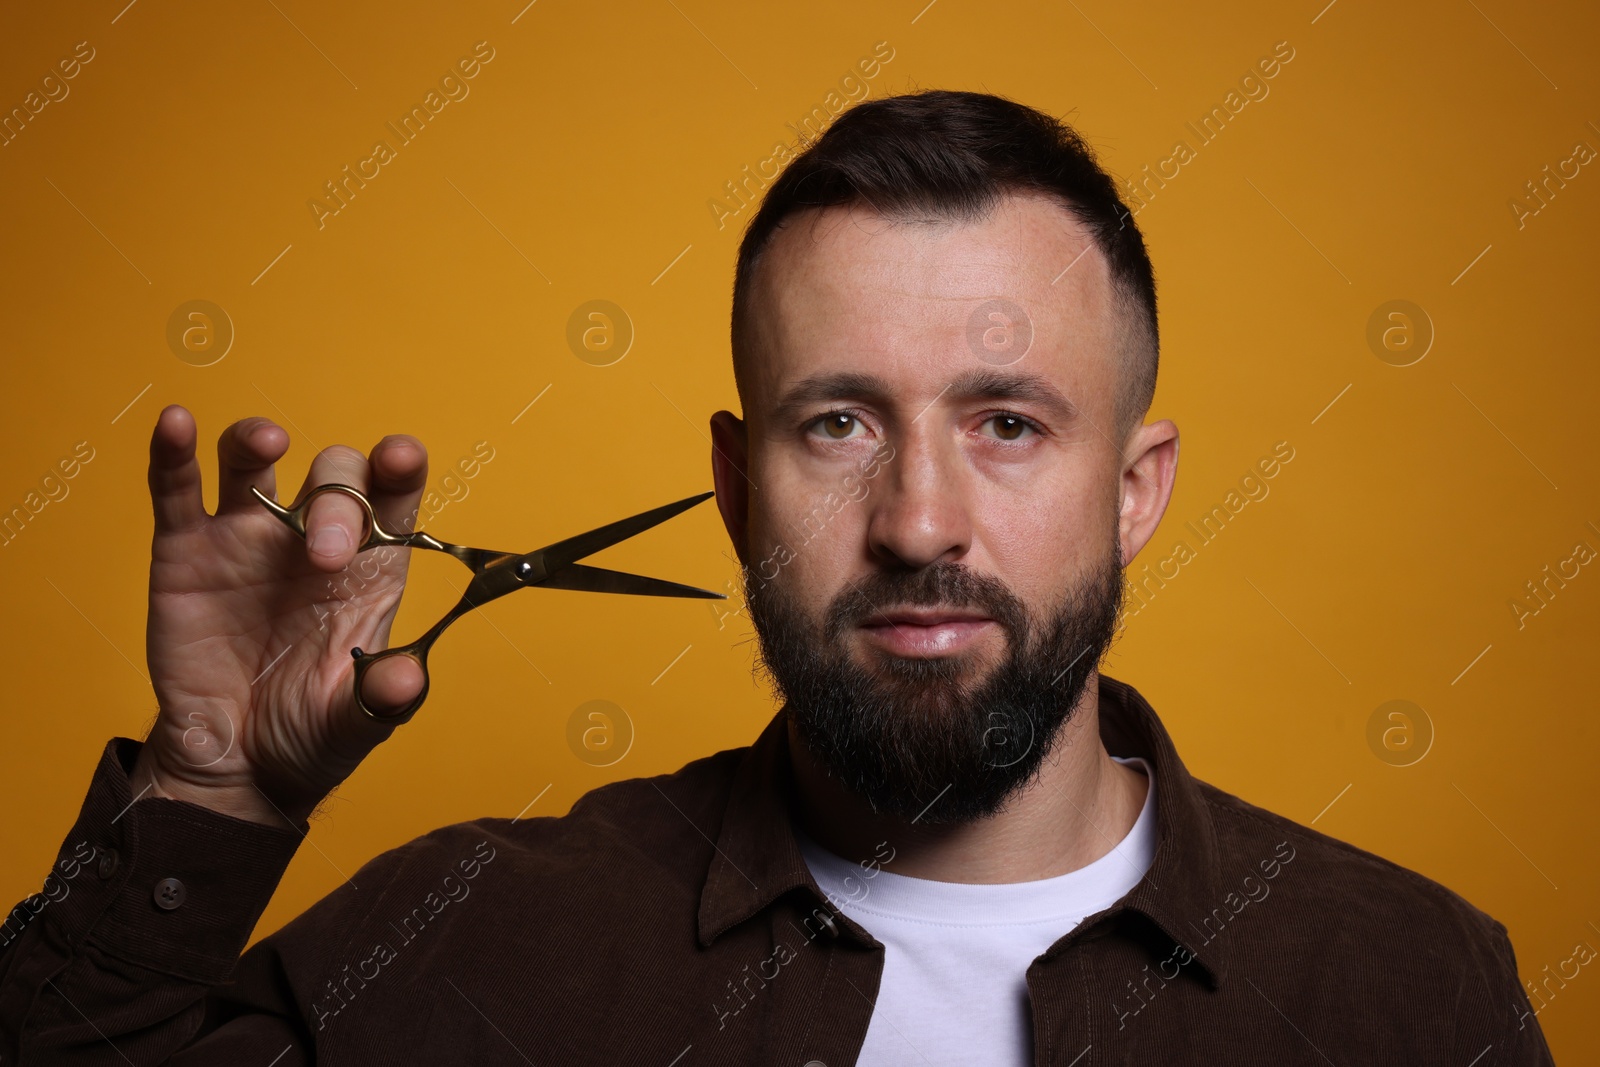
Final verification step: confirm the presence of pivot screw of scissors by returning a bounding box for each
[515,561,534,582]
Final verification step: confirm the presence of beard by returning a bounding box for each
[743,524,1126,826]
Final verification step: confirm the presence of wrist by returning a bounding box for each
[127,753,313,831]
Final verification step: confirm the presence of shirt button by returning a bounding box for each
[152,877,187,910]
[97,848,119,880]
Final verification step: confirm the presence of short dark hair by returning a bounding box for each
[730,88,1159,438]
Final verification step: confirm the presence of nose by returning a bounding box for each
[863,428,973,570]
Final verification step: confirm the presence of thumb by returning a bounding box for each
[326,651,428,755]
[359,653,427,718]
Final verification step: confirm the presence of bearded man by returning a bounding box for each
[0,90,1553,1066]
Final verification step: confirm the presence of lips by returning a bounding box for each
[856,607,997,657]
[862,607,994,628]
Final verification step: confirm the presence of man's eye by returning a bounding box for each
[809,412,868,440]
[981,414,1038,441]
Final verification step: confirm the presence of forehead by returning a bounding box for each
[743,192,1120,411]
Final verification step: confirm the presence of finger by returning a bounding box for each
[295,445,371,572]
[360,655,426,718]
[215,417,291,515]
[322,653,426,756]
[149,405,207,534]
[366,434,429,537]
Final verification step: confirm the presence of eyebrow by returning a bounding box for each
[770,368,1080,426]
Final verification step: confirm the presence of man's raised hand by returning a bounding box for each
[129,404,430,828]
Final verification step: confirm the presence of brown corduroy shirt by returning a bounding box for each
[1,674,1556,1065]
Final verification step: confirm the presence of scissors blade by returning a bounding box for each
[537,562,725,599]
[534,491,716,577]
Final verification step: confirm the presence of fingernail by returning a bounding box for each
[310,525,349,557]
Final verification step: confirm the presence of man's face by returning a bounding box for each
[712,192,1163,824]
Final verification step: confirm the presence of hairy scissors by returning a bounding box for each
[249,483,725,725]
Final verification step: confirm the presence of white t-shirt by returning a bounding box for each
[795,756,1156,1066]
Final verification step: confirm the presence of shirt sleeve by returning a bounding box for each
[0,737,311,1065]
[1468,916,1559,1066]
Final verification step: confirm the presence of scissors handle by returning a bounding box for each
[249,483,448,555]
[347,577,513,724]
[349,643,432,724]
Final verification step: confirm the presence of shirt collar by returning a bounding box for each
[696,672,1231,990]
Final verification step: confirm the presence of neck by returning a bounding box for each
[785,672,1150,883]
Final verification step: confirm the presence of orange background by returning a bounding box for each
[2,0,1595,1058]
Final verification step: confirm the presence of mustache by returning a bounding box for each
[822,562,1030,642]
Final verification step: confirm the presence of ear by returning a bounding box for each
[1118,418,1179,565]
[709,410,751,566]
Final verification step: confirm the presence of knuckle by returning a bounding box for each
[225,422,265,460]
[375,435,426,470]
[219,419,252,454]
[373,435,428,486]
[228,419,275,460]
[315,444,369,480]
[318,443,366,465]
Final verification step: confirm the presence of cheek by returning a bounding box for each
[972,473,1111,603]
[749,467,871,610]
[979,512,1058,606]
